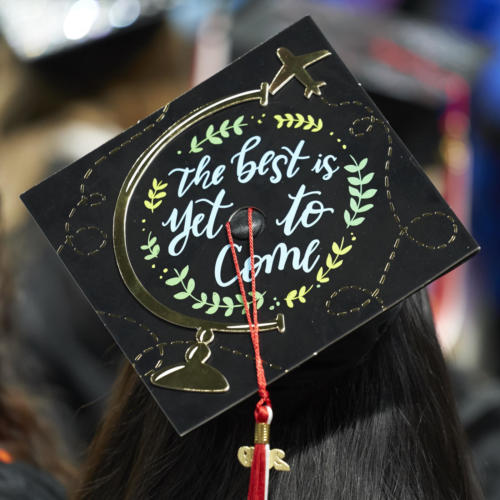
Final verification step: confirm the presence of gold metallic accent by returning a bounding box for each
[269,47,331,99]
[254,423,270,444]
[237,446,254,468]
[270,449,290,471]
[150,337,229,392]
[237,446,290,471]
[259,82,270,106]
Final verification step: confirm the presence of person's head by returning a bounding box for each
[76,289,482,500]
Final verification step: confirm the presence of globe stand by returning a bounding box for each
[150,328,229,393]
[150,314,285,393]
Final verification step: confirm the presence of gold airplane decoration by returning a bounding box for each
[269,47,332,98]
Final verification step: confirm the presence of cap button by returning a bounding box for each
[229,207,266,240]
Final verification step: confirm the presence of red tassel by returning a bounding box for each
[248,405,272,500]
[248,443,269,500]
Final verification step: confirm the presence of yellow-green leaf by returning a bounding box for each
[294,113,305,128]
[274,115,284,129]
[332,242,342,255]
[186,278,195,294]
[311,118,323,132]
[285,289,297,307]
[339,244,352,255]
[179,265,189,280]
[190,135,202,153]
[326,253,335,269]
[316,267,329,283]
[285,113,294,127]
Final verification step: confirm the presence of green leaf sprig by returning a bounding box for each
[189,115,247,153]
[284,285,313,308]
[343,156,377,227]
[144,178,167,213]
[274,113,323,132]
[165,265,264,316]
[140,232,160,260]
[316,237,352,283]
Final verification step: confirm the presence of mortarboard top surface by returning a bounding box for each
[21,17,479,436]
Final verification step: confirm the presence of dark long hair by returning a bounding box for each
[76,290,482,499]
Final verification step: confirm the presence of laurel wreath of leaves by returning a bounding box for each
[140,232,160,260]
[343,156,377,227]
[315,237,352,284]
[140,116,373,312]
[165,265,265,316]
[284,155,376,308]
[144,178,168,213]
[189,115,247,153]
[273,113,323,132]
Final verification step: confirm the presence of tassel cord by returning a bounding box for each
[225,208,272,500]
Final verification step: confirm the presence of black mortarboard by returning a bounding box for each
[21,17,478,475]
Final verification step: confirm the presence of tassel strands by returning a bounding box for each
[248,406,273,500]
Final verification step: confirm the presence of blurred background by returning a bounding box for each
[0,0,499,497]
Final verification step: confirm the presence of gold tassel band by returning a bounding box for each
[254,423,270,444]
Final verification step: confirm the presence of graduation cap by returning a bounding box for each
[21,17,478,500]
